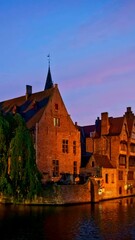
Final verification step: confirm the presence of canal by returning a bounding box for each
[0,197,135,240]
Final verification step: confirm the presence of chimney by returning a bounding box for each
[127,107,131,113]
[95,117,100,132]
[101,112,109,135]
[26,85,32,100]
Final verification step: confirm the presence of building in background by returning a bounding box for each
[79,107,135,199]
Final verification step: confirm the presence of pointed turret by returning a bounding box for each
[44,55,53,90]
[44,66,53,90]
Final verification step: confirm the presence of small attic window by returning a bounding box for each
[12,105,17,114]
[32,100,37,109]
[55,103,58,110]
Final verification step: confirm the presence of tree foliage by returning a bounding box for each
[0,113,42,201]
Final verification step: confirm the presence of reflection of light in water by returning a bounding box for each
[0,197,135,240]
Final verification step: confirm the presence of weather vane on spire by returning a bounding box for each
[47,54,50,67]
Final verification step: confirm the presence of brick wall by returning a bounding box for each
[36,85,81,181]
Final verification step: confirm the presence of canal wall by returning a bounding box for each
[31,179,92,205]
[0,179,94,205]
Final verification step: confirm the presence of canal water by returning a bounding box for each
[0,197,135,240]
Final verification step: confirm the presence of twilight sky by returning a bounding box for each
[0,0,135,126]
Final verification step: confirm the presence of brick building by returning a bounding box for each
[79,107,135,199]
[0,67,81,183]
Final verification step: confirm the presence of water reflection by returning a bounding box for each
[0,197,135,240]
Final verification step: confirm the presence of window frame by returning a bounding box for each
[62,139,69,153]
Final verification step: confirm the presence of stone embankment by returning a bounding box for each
[0,179,95,205]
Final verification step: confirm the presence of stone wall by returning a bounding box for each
[28,180,92,205]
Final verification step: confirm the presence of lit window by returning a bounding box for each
[62,139,68,153]
[53,117,60,126]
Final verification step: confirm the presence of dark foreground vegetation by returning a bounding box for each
[0,112,42,202]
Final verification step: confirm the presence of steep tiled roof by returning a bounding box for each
[79,120,101,138]
[80,116,124,138]
[81,153,92,168]
[93,154,114,168]
[0,87,54,129]
[109,117,124,135]
[79,125,96,138]
[126,118,134,135]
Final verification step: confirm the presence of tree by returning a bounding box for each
[0,113,42,201]
[0,113,12,195]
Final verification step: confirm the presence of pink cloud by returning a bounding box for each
[60,47,135,94]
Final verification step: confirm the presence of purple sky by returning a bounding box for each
[0,0,135,126]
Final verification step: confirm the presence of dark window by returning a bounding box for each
[119,155,126,167]
[120,142,127,151]
[73,141,76,155]
[52,160,59,177]
[119,186,122,194]
[129,156,135,167]
[128,171,134,180]
[118,171,123,180]
[112,173,114,183]
[73,161,77,175]
[62,140,68,153]
[130,144,135,153]
[92,161,95,167]
[55,103,58,110]
[105,174,108,183]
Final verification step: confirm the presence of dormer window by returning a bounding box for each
[32,100,37,109]
[119,155,126,167]
[120,141,127,151]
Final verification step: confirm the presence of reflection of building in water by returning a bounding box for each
[79,107,135,200]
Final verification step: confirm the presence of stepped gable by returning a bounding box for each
[93,154,114,168]
[124,107,135,136]
[0,87,54,129]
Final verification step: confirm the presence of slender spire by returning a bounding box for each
[44,54,53,90]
